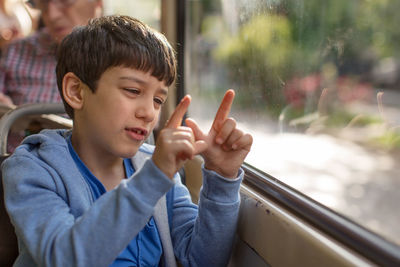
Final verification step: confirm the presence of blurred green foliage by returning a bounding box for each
[202,0,400,117]
[325,110,382,128]
[214,15,293,114]
[371,129,400,150]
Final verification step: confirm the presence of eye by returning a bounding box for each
[154,97,165,106]
[123,88,140,95]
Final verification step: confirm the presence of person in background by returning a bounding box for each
[0,0,37,53]
[0,0,103,106]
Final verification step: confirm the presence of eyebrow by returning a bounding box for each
[119,76,168,96]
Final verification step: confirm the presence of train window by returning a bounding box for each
[183,0,400,248]
[103,0,161,29]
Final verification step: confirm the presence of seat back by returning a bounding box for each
[0,155,18,267]
[0,103,69,266]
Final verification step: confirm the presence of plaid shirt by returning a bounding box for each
[0,28,61,105]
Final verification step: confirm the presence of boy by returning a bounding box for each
[2,15,253,266]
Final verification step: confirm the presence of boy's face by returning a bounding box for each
[77,66,168,159]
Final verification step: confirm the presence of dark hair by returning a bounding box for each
[56,15,177,118]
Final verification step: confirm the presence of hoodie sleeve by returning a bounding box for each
[2,153,174,267]
[170,166,243,267]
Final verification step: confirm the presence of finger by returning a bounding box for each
[174,140,196,160]
[215,118,236,145]
[232,133,253,151]
[211,89,235,131]
[165,95,191,129]
[166,127,199,158]
[185,118,208,154]
[172,126,195,143]
[159,127,193,142]
[223,128,243,149]
[185,118,207,141]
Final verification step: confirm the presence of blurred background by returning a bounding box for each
[183,0,400,247]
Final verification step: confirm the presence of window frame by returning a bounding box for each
[174,0,400,265]
[243,163,400,266]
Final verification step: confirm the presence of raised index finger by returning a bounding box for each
[211,89,235,131]
[165,95,191,128]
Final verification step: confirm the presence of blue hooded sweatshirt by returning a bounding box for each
[2,129,242,267]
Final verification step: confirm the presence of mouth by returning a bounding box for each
[50,26,70,39]
[125,127,149,141]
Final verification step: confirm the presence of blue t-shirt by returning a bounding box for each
[67,138,162,266]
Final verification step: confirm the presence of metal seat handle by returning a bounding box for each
[0,103,67,156]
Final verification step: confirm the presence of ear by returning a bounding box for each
[62,72,85,110]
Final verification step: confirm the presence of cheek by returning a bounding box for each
[86,98,121,126]
[71,5,98,25]
[102,105,127,126]
[150,110,162,129]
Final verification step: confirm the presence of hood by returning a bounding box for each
[19,129,71,150]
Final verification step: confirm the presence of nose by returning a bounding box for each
[135,97,156,122]
[45,1,63,21]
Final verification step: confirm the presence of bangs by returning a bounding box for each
[91,16,177,87]
[108,37,176,87]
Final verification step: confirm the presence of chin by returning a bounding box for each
[118,144,141,159]
[52,31,70,44]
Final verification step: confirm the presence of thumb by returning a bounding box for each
[185,118,208,154]
[185,118,206,140]
[194,140,208,155]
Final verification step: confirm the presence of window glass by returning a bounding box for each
[103,0,160,29]
[185,0,400,246]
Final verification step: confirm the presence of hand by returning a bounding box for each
[152,95,207,179]
[0,93,15,108]
[186,89,253,178]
